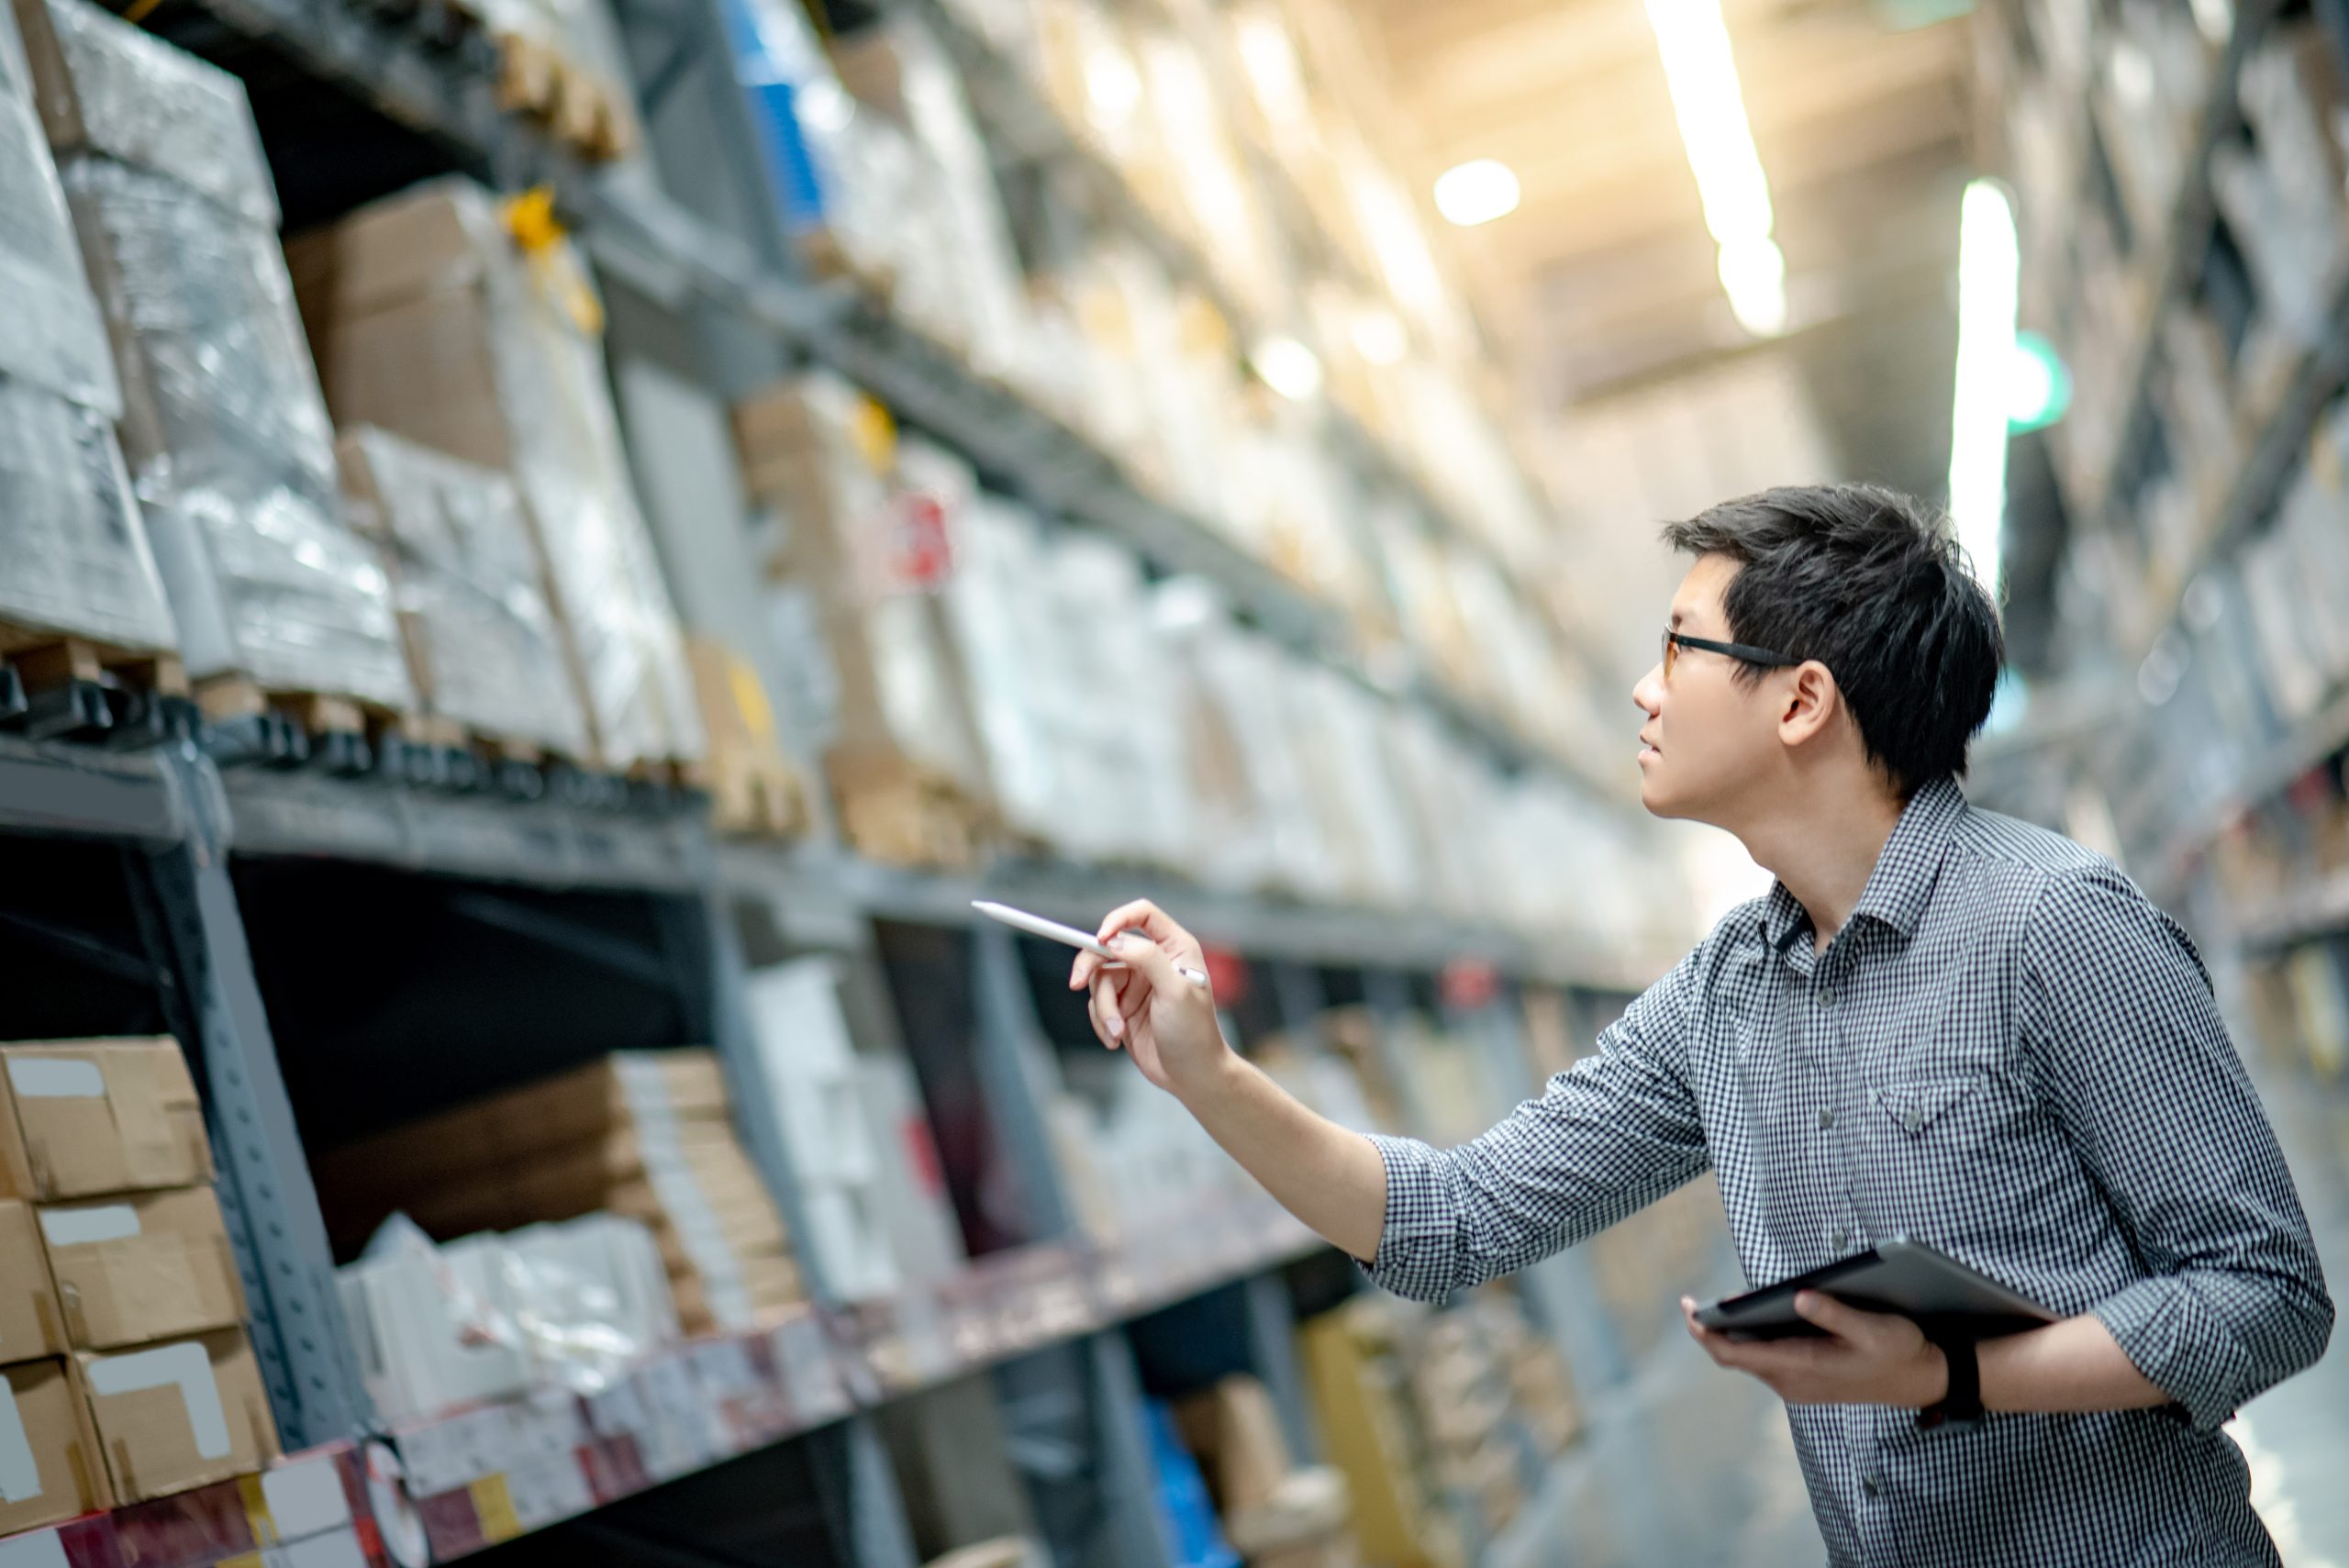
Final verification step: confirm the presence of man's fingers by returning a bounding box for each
[1108,934,1186,998]
[1094,899,1173,944]
[1791,1290,1865,1340]
[1093,975,1124,1041]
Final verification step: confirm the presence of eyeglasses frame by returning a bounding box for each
[1662,628,1801,678]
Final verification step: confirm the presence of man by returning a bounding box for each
[1070,484,2332,1566]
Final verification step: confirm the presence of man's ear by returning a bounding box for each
[1777,660,1840,747]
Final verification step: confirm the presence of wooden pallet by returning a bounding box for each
[0,628,186,699]
[0,626,188,740]
[707,755,807,840]
[492,30,638,162]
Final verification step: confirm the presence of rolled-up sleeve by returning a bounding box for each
[1360,949,1711,1302]
[2021,868,2334,1430]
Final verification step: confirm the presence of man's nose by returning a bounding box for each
[1632,665,1664,717]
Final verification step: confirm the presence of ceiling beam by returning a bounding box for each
[1459,86,1968,275]
[1395,7,1965,158]
[1375,0,1803,109]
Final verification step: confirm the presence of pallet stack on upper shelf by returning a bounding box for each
[1989,2,2349,901]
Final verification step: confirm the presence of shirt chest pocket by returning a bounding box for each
[1871,1074,1983,1138]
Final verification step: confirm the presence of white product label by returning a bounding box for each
[262,1453,353,1539]
[87,1342,230,1459]
[39,1204,140,1247]
[5,1060,104,1098]
[0,1534,69,1568]
[282,1531,371,1568]
[0,1378,40,1504]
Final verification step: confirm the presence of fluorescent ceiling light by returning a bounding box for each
[1351,308,1408,365]
[1643,0,1783,337]
[1252,335,1324,400]
[1716,235,1787,337]
[1433,159,1520,227]
[1948,178,2020,597]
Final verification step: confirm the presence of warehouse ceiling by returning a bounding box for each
[1369,0,1978,502]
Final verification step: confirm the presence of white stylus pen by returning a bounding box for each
[971,900,1211,987]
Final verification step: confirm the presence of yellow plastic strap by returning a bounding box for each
[849,395,897,473]
[501,187,606,337]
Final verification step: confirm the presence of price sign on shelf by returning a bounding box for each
[772,1312,852,1423]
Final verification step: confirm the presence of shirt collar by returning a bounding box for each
[1762,775,1969,951]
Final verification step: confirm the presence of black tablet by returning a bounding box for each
[1693,1237,2059,1342]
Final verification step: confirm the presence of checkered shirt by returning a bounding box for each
[1365,777,2332,1567]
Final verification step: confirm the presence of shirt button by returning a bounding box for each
[1818,1107,1835,1129]
[1819,988,1837,1007]
[1862,1473,1883,1496]
[1832,1227,1851,1251]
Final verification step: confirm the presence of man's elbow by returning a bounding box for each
[2276,1273,2335,1382]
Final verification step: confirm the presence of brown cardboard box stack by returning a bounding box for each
[1404,1310,1525,1537]
[313,1051,804,1335]
[1174,1376,1357,1568]
[1476,1297,1578,1460]
[1298,1302,1457,1568]
[0,1038,279,1518]
[731,375,996,868]
[287,176,704,773]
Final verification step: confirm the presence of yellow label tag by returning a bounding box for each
[727,658,778,746]
[238,1472,278,1544]
[471,1473,526,1542]
[848,395,896,473]
[501,187,606,337]
[502,186,564,252]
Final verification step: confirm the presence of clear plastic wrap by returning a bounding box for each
[0,373,175,649]
[341,1212,679,1422]
[28,0,278,227]
[294,180,703,764]
[0,11,117,412]
[339,427,590,756]
[66,160,411,706]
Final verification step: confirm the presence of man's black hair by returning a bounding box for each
[1662,483,2005,795]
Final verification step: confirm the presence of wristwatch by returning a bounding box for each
[1917,1329,1985,1430]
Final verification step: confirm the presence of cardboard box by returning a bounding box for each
[1174,1376,1294,1518]
[316,1050,729,1215]
[0,1357,109,1533]
[0,1199,64,1365]
[39,1185,246,1350]
[74,1327,278,1502]
[0,1040,211,1201]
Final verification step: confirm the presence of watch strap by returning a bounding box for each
[1918,1328,1984,1429]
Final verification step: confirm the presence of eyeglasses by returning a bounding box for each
[1661,628,1799,681]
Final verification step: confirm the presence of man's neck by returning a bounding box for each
[1738,780,1909,953]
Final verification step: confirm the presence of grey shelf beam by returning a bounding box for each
[139,747,377,1451]
[0,735,181,842]
[220,770,707,892]
[723,841,1661,991]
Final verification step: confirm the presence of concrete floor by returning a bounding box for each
[1491,1055,2349,1568]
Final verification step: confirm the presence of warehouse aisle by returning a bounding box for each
[1505,1053,2349,1568]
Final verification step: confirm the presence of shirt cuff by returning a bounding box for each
[1360,1132,1458,1302]
[2092,1277,2258,1433]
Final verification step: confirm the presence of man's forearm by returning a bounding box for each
[1978,1314,2169,1415]
[1175,1053,1388,1262]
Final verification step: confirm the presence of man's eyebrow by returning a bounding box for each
[1668,609,1685,629]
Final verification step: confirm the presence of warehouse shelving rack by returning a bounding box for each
[145,0,1591,787]
[1987,0,2349,912]
[0,721,1652,1564]
[0,0,1691,1560]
